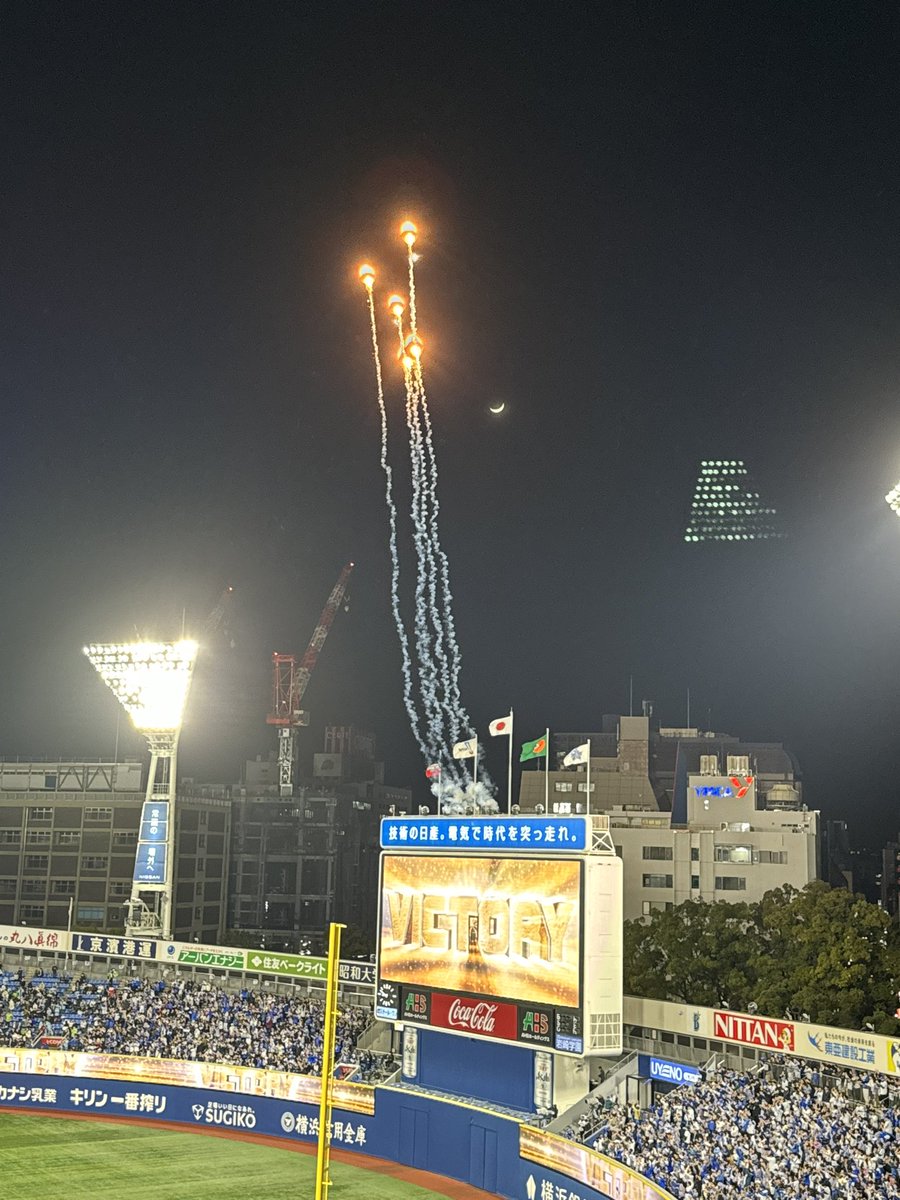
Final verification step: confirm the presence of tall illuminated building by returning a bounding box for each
[84,641,198,939]
[684,460,783,543]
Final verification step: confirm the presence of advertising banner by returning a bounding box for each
[71,934,158,959]
[132,841,166,885]
[380,815,589,852]
[520,1126,676,1200]
[138,802,168,842]
[0,1046,374,1114]
[379,854,581,1008]
[0,1072,377,1152]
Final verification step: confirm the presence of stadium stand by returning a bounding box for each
[567,1055,900,1199]
[0,967,384,1077]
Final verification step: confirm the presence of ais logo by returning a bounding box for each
[519,1009,551,1043]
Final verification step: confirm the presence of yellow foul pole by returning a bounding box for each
[314,921,345,1200]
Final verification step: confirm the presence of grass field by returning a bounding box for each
[0,1113,443,1200]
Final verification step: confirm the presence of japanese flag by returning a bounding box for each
[489,715,511,737]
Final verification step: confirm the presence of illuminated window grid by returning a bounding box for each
[685,460,783,543]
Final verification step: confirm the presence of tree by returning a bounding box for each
[624,899,760,1009]
[751,883,900,1032]
[624,883,900,1035]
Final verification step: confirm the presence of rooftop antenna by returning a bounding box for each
[686,687,691,728]
[628,674,634,717]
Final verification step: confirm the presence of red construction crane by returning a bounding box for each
[266,562,354,795]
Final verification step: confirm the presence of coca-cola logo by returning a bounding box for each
[447,999,498,1032]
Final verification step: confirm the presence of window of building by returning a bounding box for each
[199,811,208,825]
[642,900,674,914]
[642,874,673,888]
[0,879,16,894]
[758,850,788,865]
[0,830,21,845]
[26,831,51,845]
[576,782,596,793]
[28,807,53,822]
[23,855,48,870]
[19,905,45,922]
[52,880,76,895]
[76,905,104,923]
[108,881,130,897]
[84,807,112,823]
[82,856,108,871]
[198,833,206,849]
[554,782,573,793]
[714,845,754,864]
[112,831,137,847]
[642,846,673,861]
[690,847,699,861]
[196,858,205,873]
[55,831,80,846]
[715,876,747,891]
[691,874,700,888]
[21,879,45,896]
[553,802,572,814]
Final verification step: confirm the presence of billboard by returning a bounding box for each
[377,853,584,1054]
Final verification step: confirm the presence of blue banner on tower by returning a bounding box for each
[133,840,166,884]
[139,802,168,842]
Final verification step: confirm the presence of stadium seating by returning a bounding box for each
[568,1055,900,1199]
[0,968,374,1076]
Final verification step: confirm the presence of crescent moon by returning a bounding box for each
[489,402,506,414]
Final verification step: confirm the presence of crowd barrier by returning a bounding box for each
[0,1050,675,1200]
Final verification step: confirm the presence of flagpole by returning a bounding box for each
[544,726,549,812]
[507,708,514,814]
[474,738,479,788]
[586,738,592,819]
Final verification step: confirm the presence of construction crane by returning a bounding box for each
[204,585,235,648]
[267,562,354,796]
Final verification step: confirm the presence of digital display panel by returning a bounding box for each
[378,855,582,1011]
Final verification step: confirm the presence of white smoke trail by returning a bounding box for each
[365,286,427,758]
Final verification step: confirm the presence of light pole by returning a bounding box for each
[84,640,198,940]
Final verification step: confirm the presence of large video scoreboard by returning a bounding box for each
[375,815,622,1057]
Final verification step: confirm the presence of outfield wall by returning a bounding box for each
[0,1053,674,1200]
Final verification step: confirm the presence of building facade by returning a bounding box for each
[0,760,229,943]
[519,717,819,922]
[225,727,411,952]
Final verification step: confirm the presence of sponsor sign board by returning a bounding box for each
[641,1055,701,1086]
[377,853,584,1054]
[71,935,158,959]
[712,1010,794,1052]
[380,815,588,852]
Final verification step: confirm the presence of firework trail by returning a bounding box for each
[359,265,426,759]
[393,300,455,760]
[358,227,496,808]
[404,232,468,744]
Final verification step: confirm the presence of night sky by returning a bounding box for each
[4,4,900,842]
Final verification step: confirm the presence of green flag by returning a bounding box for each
[520,735,548,763]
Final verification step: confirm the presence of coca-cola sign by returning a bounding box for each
[429,991,518,1041]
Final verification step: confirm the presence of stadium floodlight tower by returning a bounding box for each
[84,640,198,941]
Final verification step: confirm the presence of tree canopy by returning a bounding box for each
[624,882,900,1034]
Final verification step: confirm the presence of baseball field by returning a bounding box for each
[0,1112,465,1200]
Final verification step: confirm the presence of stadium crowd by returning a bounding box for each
[0,968,377,1076]
[573,1055,900,1199]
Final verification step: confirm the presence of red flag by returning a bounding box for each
[425,763,441,779]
